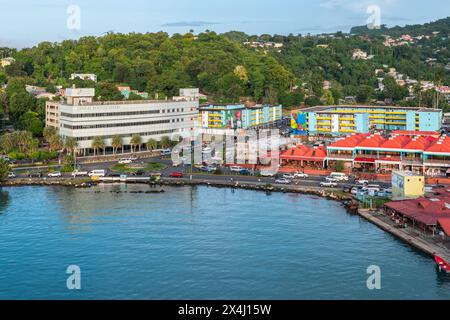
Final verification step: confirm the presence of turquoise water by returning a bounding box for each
[0,185,449,300]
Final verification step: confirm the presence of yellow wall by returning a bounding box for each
[392,171,424,200]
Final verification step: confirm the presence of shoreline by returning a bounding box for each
[2,176,446,263]
[0,177,355,202]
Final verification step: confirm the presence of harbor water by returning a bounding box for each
[0,185,449,299]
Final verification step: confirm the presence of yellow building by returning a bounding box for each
[392,171,425,200]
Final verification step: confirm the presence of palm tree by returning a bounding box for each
[64,137,78,155]
[16,131,33,153]
[130,134,142,153]
[49,134,63,152]
[43,127,57,143]
[111,135,123,155]
[160,136,171,149]
[64,137,79,167]
[91,136,105,156]
[146,138,157,152]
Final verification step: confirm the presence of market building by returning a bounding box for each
[384,188,450,235]
[326,131,450,176]
[291,105,443,136]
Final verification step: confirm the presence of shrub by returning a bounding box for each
[8,152,26,160]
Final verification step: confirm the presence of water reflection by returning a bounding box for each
[55,184,199,234]
[0,189,10,214]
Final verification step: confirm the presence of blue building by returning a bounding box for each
[291,105,443,136]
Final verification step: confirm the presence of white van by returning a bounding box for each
[88,170,107,177]
[330,172,349,181]
[366,184,381,192]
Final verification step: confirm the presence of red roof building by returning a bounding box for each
[385,188,450,228]
[281,145,327,162]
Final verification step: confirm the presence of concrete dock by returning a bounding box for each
[358,208,450,261]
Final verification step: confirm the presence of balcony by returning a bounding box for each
[401,158,423,165]
[424,159,450,167]
[327,154,354,160]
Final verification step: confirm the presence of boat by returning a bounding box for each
[434,255,450,273]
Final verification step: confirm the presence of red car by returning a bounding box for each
[169,171,184,178]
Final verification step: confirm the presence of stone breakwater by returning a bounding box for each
[0,177,355,203]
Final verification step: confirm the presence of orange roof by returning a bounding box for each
[425,136,450,154]
[281,145,326,161]
[403,136,436,151]
[357,134,386,148]
[328,133,369,149]
[392,130,441,137]
[380,135,411,149]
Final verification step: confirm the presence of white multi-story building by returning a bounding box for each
[46,88,199,155]
[70,73,98,82]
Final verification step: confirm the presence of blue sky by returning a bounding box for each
[0,0,449,48]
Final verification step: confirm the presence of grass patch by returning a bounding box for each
[110,164,139,173]
[145,162,166,172]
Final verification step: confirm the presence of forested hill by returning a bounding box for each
[350,16,450,37]
[0,17,449,139]
[2,32,293,103]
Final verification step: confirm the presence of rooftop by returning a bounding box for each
[296,105,442,114]
[393,171,424,177]
[385,188,450,226]
[328,131,449,154]
[280,145,327,161]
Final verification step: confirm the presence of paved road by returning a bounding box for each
[9,155,392,190]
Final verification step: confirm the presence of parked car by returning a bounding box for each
[356,179,369,185]
[169,171,184,178]
[28,172,42,178]
[160,149,172,156]
[230,166,243,172]
[325,176,339,183]
[8,172,16,179]
[366,184,381,192]
[294,172,309,179]
[275,178,291,184]
[200,165,216,173]
[260,170,275,177]
[88,170,107,177]
[283,174,295,179]
[118,158,132,164]
[239,169,251,175]
[47,171,62,178]
[72,170,88,177]
[330,172,349,181]
[320,181,338,188]
[350,187,359,195]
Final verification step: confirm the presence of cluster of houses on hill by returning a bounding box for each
[243,41,284,53]
[382,32,442,47]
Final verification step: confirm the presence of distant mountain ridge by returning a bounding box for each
[350,16,450,37]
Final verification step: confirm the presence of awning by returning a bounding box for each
[354,157,376,164]
[438,218,450,236]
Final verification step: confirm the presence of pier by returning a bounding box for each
[358,208,450,262]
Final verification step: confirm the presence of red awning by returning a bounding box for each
[438,218,450,236]
[354,157,376,164]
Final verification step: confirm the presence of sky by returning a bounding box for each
[0,0,449,48]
